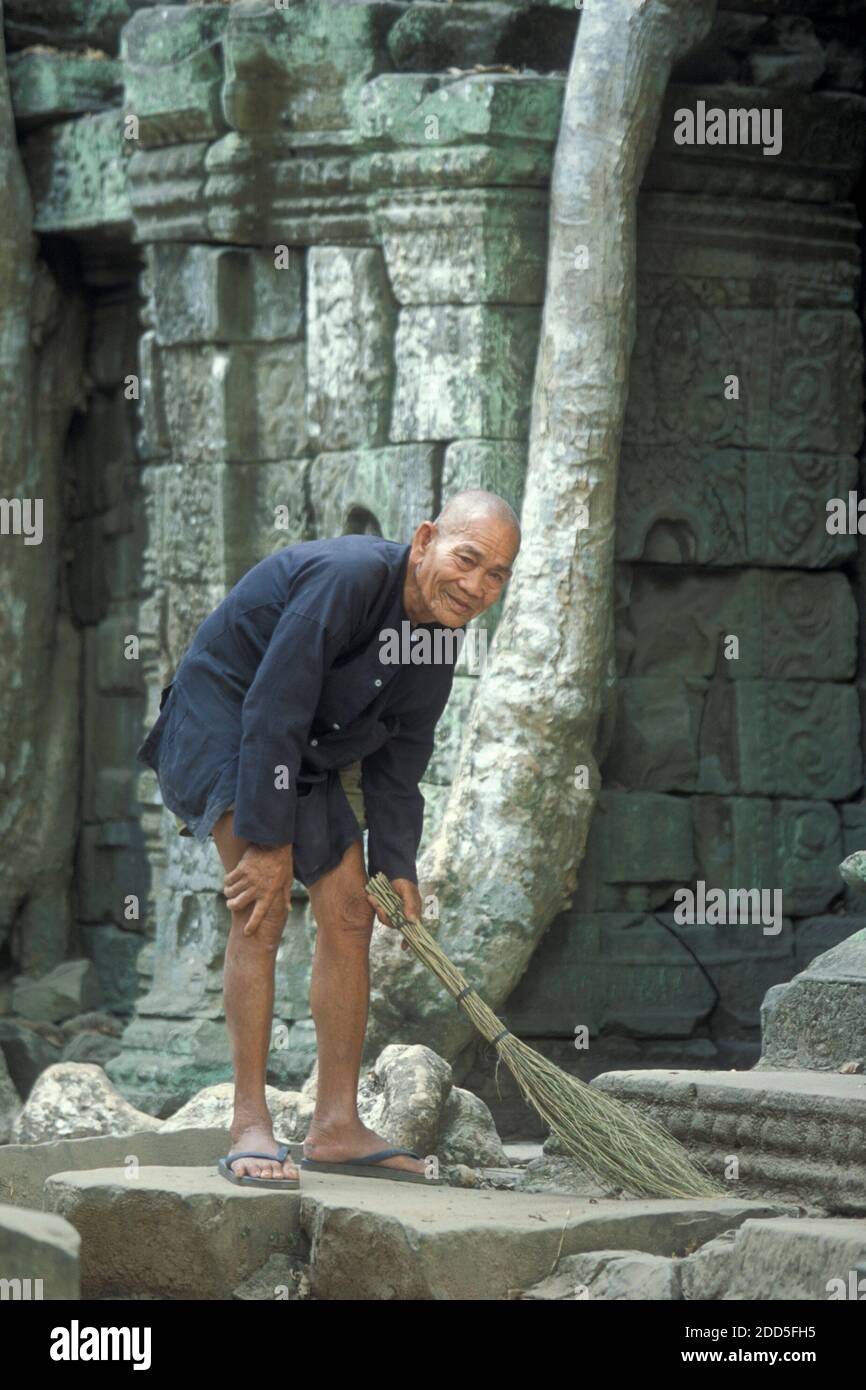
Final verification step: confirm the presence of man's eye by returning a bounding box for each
[458,554,473,567]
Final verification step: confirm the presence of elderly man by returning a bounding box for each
[137,490,521,1185]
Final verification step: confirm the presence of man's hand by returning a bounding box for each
[223,844,294,935]
[365,877,422,953]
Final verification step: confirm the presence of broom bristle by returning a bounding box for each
[367,872,726,1200]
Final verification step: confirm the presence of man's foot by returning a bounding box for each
[228,1124,299,1181]
[303,1120,427,1177]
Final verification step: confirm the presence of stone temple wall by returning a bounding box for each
[3,0,865,1126]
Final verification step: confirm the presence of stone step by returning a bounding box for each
[44,1165,304,1301]
[521,1217,866,1301]
[588,1068,866,1215]
[42,1159,787,1300]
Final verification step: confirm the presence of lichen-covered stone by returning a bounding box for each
[21,109,132,233]
[606,676,862,799]
[308,444,437,542]
[306,246,395,450]
[356,72,564,147]
[11,1062,161,1142]
[391,304,539,440]
[222,0,400,134]
[8,49,121,130]
[376,188,547,304]
[145,242,303,345]
[122,4,229,147]
[158,342,307,462]
[616,567,857,682]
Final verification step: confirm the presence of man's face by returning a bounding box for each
[411,516,519,627]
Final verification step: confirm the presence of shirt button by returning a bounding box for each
[333,723,340,730]
[310,738,318,747]
[373,678,382,687]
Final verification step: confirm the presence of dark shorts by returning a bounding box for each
[173,760,367,840]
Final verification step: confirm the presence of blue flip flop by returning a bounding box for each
[217,1143,300,1189]
[300,1147,443,1184]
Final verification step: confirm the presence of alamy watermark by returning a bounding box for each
[674,100,782,157]
[379,620,487,674]
[673,881,783,935]
[0,497,42,544]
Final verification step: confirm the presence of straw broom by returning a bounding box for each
[366,872,726,1199]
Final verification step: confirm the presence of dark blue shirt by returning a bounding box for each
[136,535,463,887]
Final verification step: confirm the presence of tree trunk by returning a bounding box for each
[367,0,716,1059]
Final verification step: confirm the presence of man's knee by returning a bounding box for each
[333,888,375,938]
[233,900,288,949]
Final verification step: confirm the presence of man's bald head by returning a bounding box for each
[434,489,521,548]
[403,488,521,628]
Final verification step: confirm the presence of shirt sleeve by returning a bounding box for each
[231,608,337,847]
[361,678,452,885]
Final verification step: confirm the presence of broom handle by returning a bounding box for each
[364,872,512,1046]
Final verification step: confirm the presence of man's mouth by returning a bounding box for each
[447,592,472,615]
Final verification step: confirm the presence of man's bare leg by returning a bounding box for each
[212,808,299,1181]
[303,840,425,1176]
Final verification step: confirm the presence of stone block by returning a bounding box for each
[308,445,437,544]
[3,0,136,55]
[76,822,149,928]
[145,460,307,592]
[615,567,857,682]
[205,130,369,245]
[604,676,707,792]
[386,3,523,72]
[355,71,564,147]
[306,247,396,451]
[136,330,171,460]
[0,1204,80,1301]
[43,1166,302,1299]
[127,139,211,241]
[606,676,861,798]
[80,925,145,1014]
[841,802,866,913]
[0,1021,63,1101]
[680,1217,866,1301]
[146,243,303,345]
[573,792,696,913]
[645,85,866,203]
[12,962,102,1025]
[21,109,132,235]
[106,1017,235,1116]
[617,448,858,567]
[693,796,842,917]
[93,611,147,697]
[0,1126,229,1212]
[699,680,861,798]
[376,188,547,304]
[122,4,229,147]
[757,926,866,1071]
[391,305,539,441]
[591,1068,866,1216]
[8,50,121,131]
[794,915,866,972]
[360,137,554,197]
[222,0,400,134]
[300,1182,780,1300]
[0,1052,20,1144]
[505,912,710,1037]
[159,342,307,462]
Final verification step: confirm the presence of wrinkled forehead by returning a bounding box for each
[440,515,519,567]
